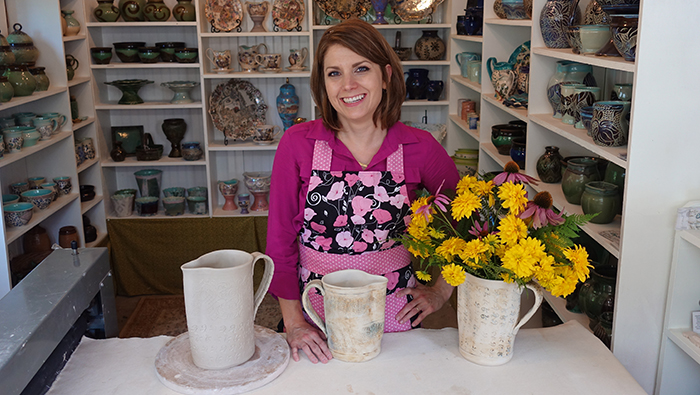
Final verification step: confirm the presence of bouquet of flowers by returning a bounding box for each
[402,161,595,297]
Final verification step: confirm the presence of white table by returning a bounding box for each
[46,321,646,395]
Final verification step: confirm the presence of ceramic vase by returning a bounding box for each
[581,181,620,224]
[414,31,445,61]
[571,86,601,125]
[246,1,269,33]
[4,65,36,97]
[509,137,526,169]
[0,76,13,103]
[110,141,127,162]
[218,179,239,211]
[559,83,584,125]
[578,264,616,330]
[94,0,121,22]
[590,101,631,147]
[487,58,516,101]
[144,0,171,21]
[238,194,250,214]
[161,118,187,158]
[405,68,429,100]
[134,168,162,198]
[610,14,638,61]
[29,67,49,91]
[611,83,633,101]
[426,80,444,101]
[181,141,203,161]
[62,10,81,36]
[173,0,196,21]
[119,0,146,21]
[539,0,581,48]
[371,0,389,24]
[457,272,543,365]
[536,146,564,183]
[277,79,299,130]
[65,54,79,82]
[561,157,601,205]
[181,250,274,369]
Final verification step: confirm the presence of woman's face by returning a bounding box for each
[323,44,391,128]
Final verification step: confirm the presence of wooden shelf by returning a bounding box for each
[484,18,532,27]
[532,47,636,73]
[212,207,269,217]
[208,141,279,151]
[81,195,104,215]
[101,156,207,167]
[449,114,479,141]
[200,31,309,37]
[312,24,451,30]
[451,34,483,43]
[86,21,197,27]
[451,74,482,93]
[78,157,100,173]
[0,132,72,169]
[85,232,108,248]
[402,60,451,66]
[483,95,528,122]
[679,230,700,250]
[667,329,700,366]
[72,117,95,131]
[480,141,509,169]
[0,86,66,112]
[403,99,448,107]
[63,34,86,42]
[68,76,91,87]
[95,102,203,110]
[4,193,79,244]
[530,114,628,169]
[91,63,201,69]
[107,211,210,220]
[203,71,311,79]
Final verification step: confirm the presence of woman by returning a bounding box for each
[266,19,460,364]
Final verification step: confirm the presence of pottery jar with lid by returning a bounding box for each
[29,66,49,91]
[3,64,36,96]
[94,0,121,22]
[561,157,601,205]
[7,24,39,66]
[173,0,196,21]
[0,75,14,102]
[58,226,80,248]
[580,181,620,224]
[0,42,15,67]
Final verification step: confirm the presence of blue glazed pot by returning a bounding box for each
[276,79,299,130]
[426,80,444,101]
[590,101,631,147]
[539,0,581,48]
[509,137,526,169]
[405,68,429,100]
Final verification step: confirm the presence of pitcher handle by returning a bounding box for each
[486,57,496,81]
[301,279,326,335]
[57,114,67,129]
[513,282,543,334]
[256,43,268,54]
[250,252,275,319]
[300,47,308,63]
[272,125,282,139]
[455,53,462,67]
[205,48,215,64]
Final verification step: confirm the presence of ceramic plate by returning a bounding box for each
[314,0,370,21]
[209,79,268,141]
[205,0,243,32]
[286,66,307,72]
[272,0,305,31]
[390,0,444,22]
[112,126,144,156]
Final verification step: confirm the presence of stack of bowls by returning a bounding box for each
[3,202,33,227]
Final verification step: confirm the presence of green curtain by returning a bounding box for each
[107,217,268,296]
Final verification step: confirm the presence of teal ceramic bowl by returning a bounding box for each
[3,202,34,227]
[2,194,19,205]
[114,188,137,196]
[163,187,186,197]
[21,188,54,210]
[187,196,208,215]
[174,48,198,63]
[137,47,161,63]
[187,187,207,198]
[22,130,40,147]
[163,196,185,216]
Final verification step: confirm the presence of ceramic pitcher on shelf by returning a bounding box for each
[65,54,79,81]
[182,250,274,370]
[302,269,388,362]
[487,57,516,100]
[238,43,268,72]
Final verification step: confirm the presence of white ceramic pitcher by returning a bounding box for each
[181,250,274,370]
[302,269,388,362]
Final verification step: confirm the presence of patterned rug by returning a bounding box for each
[118,294,283,338]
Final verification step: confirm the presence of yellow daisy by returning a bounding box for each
[435,237,468,262]
[428,227,446,240]
[458,239,489,268]
[416,270,432,282]
[441,263,466,287]
[498,182,528,215]
[498,214,528,246]
[501,243,538,279]
[452,191,481,221]
[564,244,592,282]
[456,175,478,195]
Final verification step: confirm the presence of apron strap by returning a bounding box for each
[311,140,333,171]
[386,144,404,173]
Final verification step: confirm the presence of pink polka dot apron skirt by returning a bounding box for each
[299,140,416,332]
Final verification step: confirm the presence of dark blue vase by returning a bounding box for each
[426,80,444,101]
[276,78,299,130]
[509,137,526,169]
[405,68,429,100]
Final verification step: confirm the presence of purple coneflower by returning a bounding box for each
[432,180,451,212]
[493,161,539,186]
[519,191,564,229]
[468,219,494,239]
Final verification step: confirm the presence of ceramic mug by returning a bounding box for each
[14,112,36,127]
[560,83,585,125]
[206,48,231,71]
[288,47,308,69]
[590,100,631,147]
[253,124,282,143]
[41,113,67,134]
[2,130,23,153]
[254,53,281,70]
[456,52,481,78]
[467,60,481,84]
[238,43,268,72]
[32,116,58,140]
[0,116,16,129]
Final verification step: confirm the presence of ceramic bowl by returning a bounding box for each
[155,42,186,62]
[137,47,161,63]
[186,196,208,215]
[491,124,526,155]
[393,47,412,61]
[2,194,19,205]
[163,196,185,216]
[174,48,199,63]
[113,42,147,63]
[9,182,29,195]
[90,47,113,65]
[20,189,54,210]
[501,0,528,20]
[243,172,272,193]
[27,176,46,188]
[187,187,208,198]
[22,130,40,147]
[578,25,612,54]
[3,202,34,227]
[40,182,58,201]
[114,188,137,196]
[163,187,186,198]
[80,185,96,202]
[135,196,159,216]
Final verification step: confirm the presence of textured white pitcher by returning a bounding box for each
[302,269,388,362]
[457,272,543,366]
[181,250,274,370]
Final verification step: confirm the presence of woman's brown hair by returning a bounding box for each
[311,19,405,133]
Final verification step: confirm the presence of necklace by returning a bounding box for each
[357,161,368,170]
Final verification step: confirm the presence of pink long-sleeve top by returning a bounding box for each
[266,119,460,300]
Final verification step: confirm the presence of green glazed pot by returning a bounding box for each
[137,47,161,63]
[90,47,113,64]
[561,157,600,205]
[173,0,196,21]
[0,46,15,66]
[4,65,36,96]
[144,0,171,21]
[187,196,208,215]
[0,76,13,102]
[581,181,620,224]
[9,43,38,66]
[94,0,121,22]
[119,0,146,21]
[578,264,616,330]
[174,48,198,63]
[29,67,49,91]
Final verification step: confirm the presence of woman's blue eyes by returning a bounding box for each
[327,66,370,77]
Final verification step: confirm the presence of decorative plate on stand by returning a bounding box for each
[314,0,370,21]
[209,79,268,143]
[206,0,244,32]
[389,0,444,22]
[272,0,305,31]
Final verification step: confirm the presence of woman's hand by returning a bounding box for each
[278,297,333,364]
[394,276,454,327]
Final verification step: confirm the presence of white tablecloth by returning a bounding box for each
[46,321,646,395]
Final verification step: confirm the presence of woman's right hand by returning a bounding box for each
[278,297,333,364]
[285,321,333,364]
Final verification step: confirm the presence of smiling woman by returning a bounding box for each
[265,18,459,365]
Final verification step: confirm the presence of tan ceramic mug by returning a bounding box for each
[253,124,282,143]
[254,53,281,70]
[206,48,231,71]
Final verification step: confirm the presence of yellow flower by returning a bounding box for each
[416,270,432,282]
[482,234,500,254]
[501,243,538,279]
[428,227,446,240]
[407,221,430,242]
[456,175,478,195]
[435,237,468,262]
[547,267,578,297]
[473,180,495,207]
[498,214,528,246]
[441,263,466,286]
[410,196,431,214]
[519,237,547,262]
[498,182,528,215]
[452,191,481,221]
[535,254,557,283]
[458,239,489,268]
[564,245,592,282]
[407,245,430,259]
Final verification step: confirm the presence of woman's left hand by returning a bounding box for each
[394,276,454,327]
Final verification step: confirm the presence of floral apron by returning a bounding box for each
[299,139,416,332]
